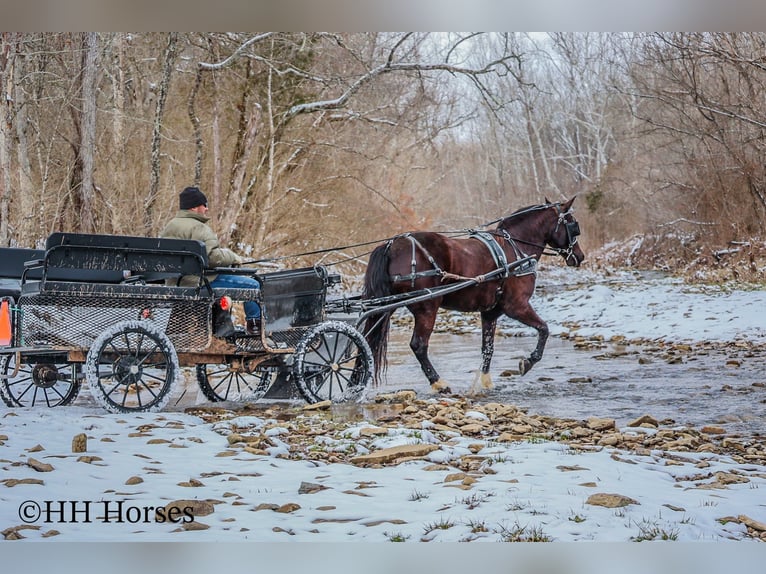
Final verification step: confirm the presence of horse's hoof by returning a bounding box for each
[430,380,452,394]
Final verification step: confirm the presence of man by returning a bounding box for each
[161,186,261,334]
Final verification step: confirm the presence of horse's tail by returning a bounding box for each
[361,242,394,386]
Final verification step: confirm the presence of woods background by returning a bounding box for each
[2,32,766,274]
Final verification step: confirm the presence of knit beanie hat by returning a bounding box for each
[179,186,208,210]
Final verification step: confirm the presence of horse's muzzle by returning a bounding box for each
[566,248,585,267]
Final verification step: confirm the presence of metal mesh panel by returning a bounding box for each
[19,293,210,352]
[231,326,312,354]
[269,326,311,349]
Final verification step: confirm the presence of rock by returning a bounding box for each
[359,427,389,437]
[28,458,54,472]
[597,434,621,446]
[714,472,749,485]
[739,515,766,532]
[276,503,301,513]
[444,472,468,483]
[125,476,144,485]
[587,417,616,431]
[72,433,88,453]
[177,478,205,487]
[164,499,215,517]
[302,400,331,411]
[181,521,210,531]
[627,414,659,428]
[586,493,639,508]
[373,390,417,403]
[459,423,486,434]
[298,481,329,494]
[700,426,726,435]
[2,478,45,487]
[227,433,246,444]
[351,444,440,466]
[557,465,590,472]
[77,456,103,464]
[27,444,45,452]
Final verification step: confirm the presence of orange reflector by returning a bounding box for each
[0,300,11,346]
[219,296,232,311]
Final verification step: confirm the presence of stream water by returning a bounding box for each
[375,330,766,437]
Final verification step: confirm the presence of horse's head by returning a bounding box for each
[544,196,585,267]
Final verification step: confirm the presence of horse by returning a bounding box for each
[361,196,585,394]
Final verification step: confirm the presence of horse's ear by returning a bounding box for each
[563,195,577,211]
[544,196,551,204]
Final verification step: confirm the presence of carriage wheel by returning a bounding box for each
[196,360,275,403]
[0,354,81,408]
[292,320,373,404]
[85,320,179,414]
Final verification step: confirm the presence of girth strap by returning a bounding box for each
[470,231,510,279]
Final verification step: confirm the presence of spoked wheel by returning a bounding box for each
[0,354,81,408]
[293,320,373,404]
[85,320,179,414]
[196,359,275,403]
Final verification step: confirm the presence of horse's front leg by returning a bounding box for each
[408,303,450,394]
[470,312,498,394]
[506,303,549,376]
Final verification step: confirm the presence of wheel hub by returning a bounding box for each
[32,364,60,389]
[114,357,143,385]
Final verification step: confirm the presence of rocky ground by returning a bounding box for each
[184,388,766,541]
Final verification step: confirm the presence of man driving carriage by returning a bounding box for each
[161,186,261,334]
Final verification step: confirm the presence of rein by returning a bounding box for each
[239,203,579,267]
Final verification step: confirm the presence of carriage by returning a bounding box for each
[0,198,583,413]
[0,232,373,413]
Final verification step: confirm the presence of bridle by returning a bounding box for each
[551,203,581,265]
[495,202,581,264]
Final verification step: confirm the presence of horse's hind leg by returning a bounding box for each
[408,303,450,393]
[470,312,498,394]
[505,302,549,376]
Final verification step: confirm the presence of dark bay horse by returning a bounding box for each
[361,197,585,394]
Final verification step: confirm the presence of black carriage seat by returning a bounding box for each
[20,232,210,297]
[0,248,45,300]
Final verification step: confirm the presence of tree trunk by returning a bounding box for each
[0,33,13,246]
[188,65,203,185]
[145,32,177,231]
[221,58,259,243]
[78,32,99,233]
[109,32,127,232]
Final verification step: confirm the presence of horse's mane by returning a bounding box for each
[510,203,549,216]
[497,203,551,227]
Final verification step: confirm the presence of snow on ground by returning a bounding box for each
[2,268,766,565]
[505,267,766,344]
[1,405,765,544]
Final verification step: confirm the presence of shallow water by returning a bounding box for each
[377,330,766,437]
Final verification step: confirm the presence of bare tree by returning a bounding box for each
[190,32,525,250]
[629,32,766,239]
[145,32,178,230]
[78,32,99,233]
[0,33,14,246]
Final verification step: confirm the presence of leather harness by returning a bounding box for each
[389,231,537,311]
